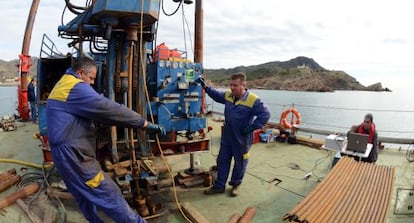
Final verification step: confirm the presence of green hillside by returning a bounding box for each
[205,56,388,92]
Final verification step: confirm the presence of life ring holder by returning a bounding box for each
[280,108,301,129]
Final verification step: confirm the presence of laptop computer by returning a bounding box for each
[346,132,369,153]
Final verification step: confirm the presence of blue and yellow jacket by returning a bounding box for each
[28,81,36,102]
[205,87,270,146]
[47,69,145,157]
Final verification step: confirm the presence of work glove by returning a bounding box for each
[195,77,207,89]
[146,123,166,136]
[241,125,255,136]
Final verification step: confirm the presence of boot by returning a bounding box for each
[230,185,239,197]
[204,186,225,195]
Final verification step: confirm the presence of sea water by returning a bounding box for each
[1,86,413,139]
[0,86,18,117]
[208,89,414,139]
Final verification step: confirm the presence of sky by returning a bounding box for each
[0,0,413,90]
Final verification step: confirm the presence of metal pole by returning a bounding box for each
[18,0,40,121]
[194,0,206,113]
[136,41,148,155]
[108,35,119,163]
[194,0,203,63]
[21,0,40,57]
[128,41,141,198]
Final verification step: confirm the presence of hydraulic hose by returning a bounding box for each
[0,158,52,169]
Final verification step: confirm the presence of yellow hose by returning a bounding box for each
[138,2,192,221]
[0,158,52,169]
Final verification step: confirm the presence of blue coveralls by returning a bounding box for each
[47,69,147,223]
[205,87,270,189]
[28,81,37,122]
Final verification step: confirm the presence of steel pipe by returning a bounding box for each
[283,157,395,223]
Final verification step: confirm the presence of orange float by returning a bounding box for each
[280,108,301,129]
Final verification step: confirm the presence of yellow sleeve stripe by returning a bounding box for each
[85,171,105,188]
[243,151,250,159]
[48,74,83,102]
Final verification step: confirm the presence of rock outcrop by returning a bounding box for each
[206,57,390,92]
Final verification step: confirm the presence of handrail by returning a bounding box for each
[39,34,64,58]
[209,110,414,144]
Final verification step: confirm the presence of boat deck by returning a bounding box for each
[0,119,413,223]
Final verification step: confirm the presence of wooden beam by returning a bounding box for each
[181,202,210,223]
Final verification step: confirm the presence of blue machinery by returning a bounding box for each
[36,0,208,214]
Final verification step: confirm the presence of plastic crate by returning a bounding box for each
[253,129,261,144]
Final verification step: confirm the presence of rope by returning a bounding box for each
[294,103,414,113]
[41,163,67,222]
[181,3,194,57]
[300,121,414,134]
[181,4,187,55]
[211,100,414,113]
[12,162,67,222]
[139,3,193,222]
[209,100,414,136]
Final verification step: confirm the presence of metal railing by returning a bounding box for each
[39,34,64,58]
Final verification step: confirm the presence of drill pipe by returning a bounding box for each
[0,183,39,209]
[127,40,141,198]
[237,207,256,223]
[284,157,395,223]
[0,169,17,182]
[0,175,21,192]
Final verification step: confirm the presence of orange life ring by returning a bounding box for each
[280,108,301,129]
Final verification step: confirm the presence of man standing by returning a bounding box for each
[27,77,37,123]
[198,73,270,197]
[47,57,165,223]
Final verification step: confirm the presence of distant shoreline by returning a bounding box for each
[0,82,18,87]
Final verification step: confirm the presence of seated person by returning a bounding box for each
[347,113,378,163]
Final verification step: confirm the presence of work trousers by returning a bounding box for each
[29,101,37,122]
[214,141,249,189]
[51,144,146,223]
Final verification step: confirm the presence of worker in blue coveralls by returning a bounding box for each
[47,57,165,223]
[197,73,270,197]
[28,77,37,123]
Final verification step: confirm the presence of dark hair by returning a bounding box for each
[231,72,246,82]
[72,57,97,73]
[364,113,373,122]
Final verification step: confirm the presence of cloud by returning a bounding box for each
[1,0,414,90]
[0,1,71,60]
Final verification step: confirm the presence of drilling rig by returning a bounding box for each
[34,0,208,217]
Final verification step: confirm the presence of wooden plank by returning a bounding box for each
[16,199,42,223]
[47,187,74,200]
[181,202,210,223]
[43,207,56,223]
[183,178,204,188]
[296,136,324,149]
[176,174,204,185]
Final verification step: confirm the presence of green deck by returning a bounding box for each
[0,120,413,223]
